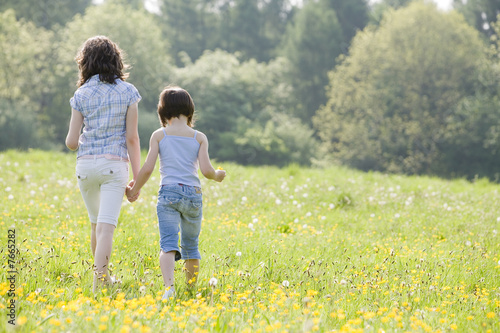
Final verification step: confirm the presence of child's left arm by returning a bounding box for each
[65,109,83,150]
[127,130,162,202]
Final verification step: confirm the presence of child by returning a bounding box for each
[65,36,141,292]
[126,86,225,299]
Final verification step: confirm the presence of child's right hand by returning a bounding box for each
[126,180,140,202]
[214,169,226,182]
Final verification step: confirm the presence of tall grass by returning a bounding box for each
[0,150,499,332]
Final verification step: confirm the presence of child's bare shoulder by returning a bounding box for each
[151,128,166,141]
[196,130,208,144]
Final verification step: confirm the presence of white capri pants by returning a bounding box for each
[76,158,129,226]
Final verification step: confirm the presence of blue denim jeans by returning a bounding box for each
[157,184,203,261]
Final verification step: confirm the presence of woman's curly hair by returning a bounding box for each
[75,36,129,87]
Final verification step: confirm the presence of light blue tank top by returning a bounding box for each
[159,129,201,187]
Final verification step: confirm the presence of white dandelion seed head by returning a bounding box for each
[236,251,242,257]
[294,218,299,223]
[329,203,335,209]
[8,194,14,200]
[340,279,348,285]
[275,199,282,205]
[282,280,290,287]
[5,187,11,192]
[209,277,218,287]
[241,196,247,202]
[465,240,472,247]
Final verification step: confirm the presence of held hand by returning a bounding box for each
[214,169,226,182]
[126,180,140,202]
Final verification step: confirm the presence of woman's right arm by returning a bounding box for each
[65,109,83,150]
[126,102,141,179]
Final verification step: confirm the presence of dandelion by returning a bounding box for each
[209,277,218,287]
[17,316,27,325]
[340,279,347,285]
[236,251,242,257]
[486,312,495,319]
[5,186,11,192]
[275,199,282,205]
[242,196,247,202]
[248,223,254,231]
[329,203,335,209]
[282,280,290,287]
[394,213,400,218]
[8,194,13,200]
[465,241,472,247]
[450,324,458,330]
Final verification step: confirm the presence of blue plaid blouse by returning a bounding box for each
[70,75,141,160]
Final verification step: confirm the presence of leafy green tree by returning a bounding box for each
[324,0,369,44]
[159,0,219,66]
[370,0,413,25]
[0,10,54,149]
[453,0,500,37]
[0,0,92,29]
[48,0,172,143]
[159,0,293,64]
[170,50,317,165]
[227,0,264,60]
[281,0,343,123]
[439,94,500,179]
[314,2,486,175]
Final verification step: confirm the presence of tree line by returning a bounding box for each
[1,0,499,179]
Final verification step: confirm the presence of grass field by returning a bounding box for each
[1,150,499,332]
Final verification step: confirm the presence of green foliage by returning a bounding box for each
[453,0,500,37]
[159,0,219,66]
[438,94,500,179]
[0,0,92,29]
[0,100,39,150]
[0,10,56,148]
[281,0,344,122]
[370,0,413,25]
[314,2,486,176]
[171,50,317,166]
[159,0,293,64]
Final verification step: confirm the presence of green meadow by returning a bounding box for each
[0,150,499,332]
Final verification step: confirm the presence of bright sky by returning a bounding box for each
[433,0,453,10]
[370,0,453,10]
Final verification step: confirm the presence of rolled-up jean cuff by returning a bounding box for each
[161,248,182,261]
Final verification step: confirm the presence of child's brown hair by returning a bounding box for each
[157,86,195,127]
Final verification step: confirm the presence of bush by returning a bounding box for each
[0,100,39,150]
